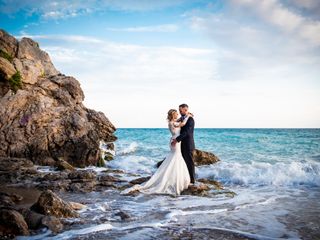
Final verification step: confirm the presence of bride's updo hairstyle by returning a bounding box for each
[167,109,177,122]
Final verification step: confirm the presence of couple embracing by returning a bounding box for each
[121,103,195,196]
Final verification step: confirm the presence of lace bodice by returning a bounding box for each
[168,122,180,138]
[168,116,190,138]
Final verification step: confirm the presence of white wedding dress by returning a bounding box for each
[120,118,191,196]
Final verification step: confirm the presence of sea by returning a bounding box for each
[20,128,320,240]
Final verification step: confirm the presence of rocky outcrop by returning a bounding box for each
[19,208,63,233]
[115,210,131,220]
[192,149,220,165]
[0,208,29,236]
[0,29,116,167]
[129,176,151,185]
[0,157,38,185]
[181,183,210,196]
[157,148,220,168]
[0,157,130,193]
[0,187,82,237]
[31,190,79,218]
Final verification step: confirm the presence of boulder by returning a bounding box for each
[197,178,224,190]
[37,179,72,192]
[0,157,37,184]
[68,170,96,182]
[69,181,97,193]
[181,183,210,196]
[0,29,116,167]
[41,215,63,233]
[122,189,140,197]
[19,208,45,229]
[192,149,220,166]
[104,152,114,161]
[19,208,63,233]
[30,190,79,218]
[129,176,151,185]
[55,158,75,171]
[115,210,131,220]
[0,208,29,237]
[98,174,124,183]
[181,181,236,198]
[0,192,23,207]
[157,149,220,168]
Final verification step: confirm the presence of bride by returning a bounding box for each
[120,109,192,196]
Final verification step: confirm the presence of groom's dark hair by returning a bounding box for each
[179,103,188,108]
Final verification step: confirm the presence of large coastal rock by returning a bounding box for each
[0,29,116,167]
[157,148,220,168]
[192,149,220,166]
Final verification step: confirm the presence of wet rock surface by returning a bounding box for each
[30,190,79,218]
[157,148,220,168]
[0,152,234,238]
[0,208,30,237]
[192,148,220,165]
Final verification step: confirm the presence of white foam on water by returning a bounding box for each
[116,142,139,155]
[16,223,113,240]
[116,227,161,240]
[17,229,52,240]
[99,140,115,154]
[164,208,228,223]
[50,223,114,239]
[86,202,111,212]
[107,155,155,175]
[197,160,320,187]
[80,165,108,173]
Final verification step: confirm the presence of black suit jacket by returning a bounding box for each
[176,117,195,150]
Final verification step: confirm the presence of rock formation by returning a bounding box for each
[192,149,220,165]
[30,190,79,218]
[0,29,116,167]
[156,148,220,168]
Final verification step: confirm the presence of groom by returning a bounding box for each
[171,103,196,184]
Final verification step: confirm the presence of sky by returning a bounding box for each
[1,0,319,128]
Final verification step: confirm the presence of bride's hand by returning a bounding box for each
[188,112,194,117]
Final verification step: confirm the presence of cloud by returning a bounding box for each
[16,33,218,127]
[289,0,320,18]
[185,0,320,83]
[229,0,320,46]
[0,0,93,19]
[106,24,179,33]
[5,1,320,127]
[26,33,319,128]
[15,34,104,44]
[0,0,193,19]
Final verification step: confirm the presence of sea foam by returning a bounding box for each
[198,160,320,187]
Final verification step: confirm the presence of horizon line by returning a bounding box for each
[115,127,320,129]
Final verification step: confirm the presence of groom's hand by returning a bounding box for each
[171,139,177,146]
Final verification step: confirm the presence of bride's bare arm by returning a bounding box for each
[174,113,194,128]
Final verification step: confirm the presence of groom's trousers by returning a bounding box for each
[181,145,195,184]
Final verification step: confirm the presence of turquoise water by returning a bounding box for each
[102,128,320,239]
[25,129,319,239]
[111,128,320,187]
